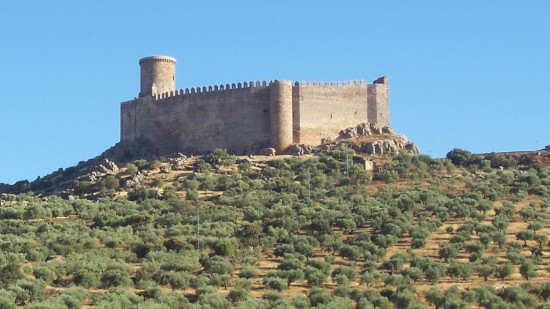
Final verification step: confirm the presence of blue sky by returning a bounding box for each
[1,1,549,184]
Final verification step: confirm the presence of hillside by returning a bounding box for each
[1,147,550,308]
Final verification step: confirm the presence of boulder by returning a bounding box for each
[124,172,145,188]
[287,144,314,156]
[132,172,145,183]
[382,126,396,134]
[370,124,382,134]
[237,157,254,164]
[287,145,303,156]
[374,142,383,155]
[258,148,276,156]
[78,171,100,182]
[170,157,186,170]
[339,127,357,139]
[405,142,419,154]
[357,123,371,136]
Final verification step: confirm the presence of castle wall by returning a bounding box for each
[293,81,370,145]
[122,82,272,154]
[121,76,390,155]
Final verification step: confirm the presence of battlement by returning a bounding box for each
[139,55,176,65]
[147,78,384,102]
[295,80,367,87]
[121,56,390,155]
[149,80,274,101]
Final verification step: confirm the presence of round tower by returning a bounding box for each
[139,56,176,97]
[269,80,294,153]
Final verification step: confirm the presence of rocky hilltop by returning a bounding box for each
[0,123,417,197]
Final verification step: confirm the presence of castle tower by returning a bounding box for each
[269,80,293,153]
[139,56,176,97]
[367,76,390,127]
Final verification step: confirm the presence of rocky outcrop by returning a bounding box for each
[339,123,399,139]
[339,127,357,139]
[335,123,419,155]
[124,172,145,188]
[346,138,418,156]
[257,148,276,156]
[287,144,314,156]
[169,153,187,170]
[92,159,119,174]
[285,123,419,157]
[5,121,418,197]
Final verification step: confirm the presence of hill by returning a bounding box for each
[1,146,550,308]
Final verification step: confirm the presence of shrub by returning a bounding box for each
[213,238,238,257]
[98,176,120,192]
[331,266,356,282]
[239,264,257,279]
[8,279,46,304]
[519,260,537,280]
[100,263,134,288]
[264,276,287,292]
[124,163,138,175]
[446,148,474,166]
[205,149,236,166]
[0,289,16,309]
[90,289,143,308]
[133,159,148,170]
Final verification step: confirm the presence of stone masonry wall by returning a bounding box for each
[122,82,271,154]
[292,80,386,146]
[120,77,389,155]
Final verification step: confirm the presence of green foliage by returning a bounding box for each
[264,276,287,292]
[26,286,88,309]
[239,264,258,279]
[485,152,517,169]
[98,175,120,192]
[133,159,148,170]
[378,169,399,183]
[0,253,26,285]
[446,148,476,166]
[235,297,269,309]
[0,289,16,309]
[213,238,238,257]
[205,149,237,166]
[8,278,46,304]
[495,262,514,280]
[100,263,134,288]
[5,149,550,307]
[125,162,138,175]
[520,260,537,280]
[90,289,143,308]
[331,266,356,282]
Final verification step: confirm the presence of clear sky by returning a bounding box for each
[1,1,549,184]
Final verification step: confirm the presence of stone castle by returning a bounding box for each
[120,56,390,155]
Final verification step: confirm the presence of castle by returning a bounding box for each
[120,56,390,155]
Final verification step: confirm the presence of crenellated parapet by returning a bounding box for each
[294,80,367,87]
[150,80,273,101]
[148,79,380,102]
